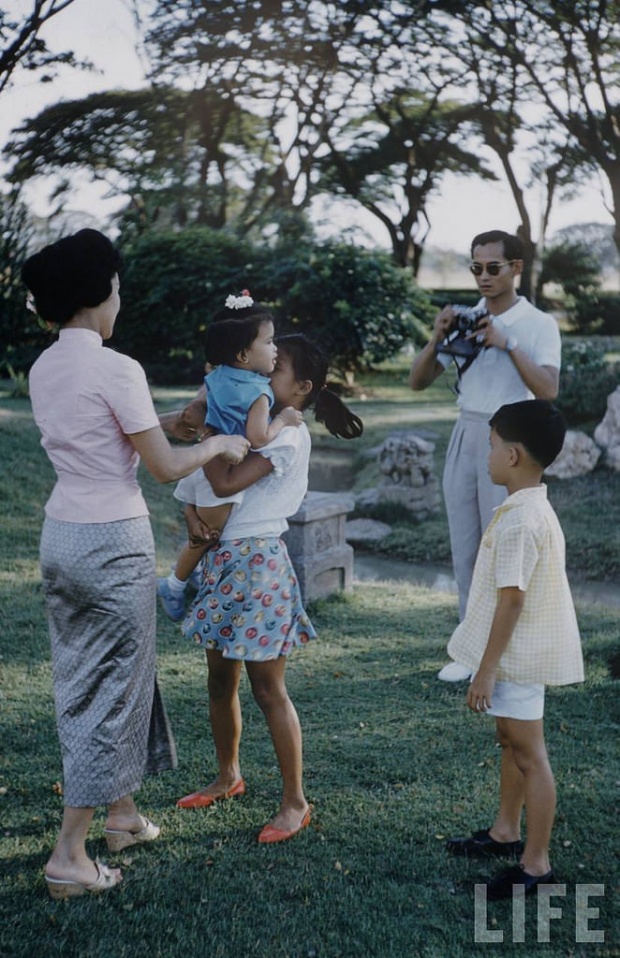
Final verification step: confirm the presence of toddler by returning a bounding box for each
[158,291,301,619]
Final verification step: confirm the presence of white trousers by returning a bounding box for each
[442,411,506,620]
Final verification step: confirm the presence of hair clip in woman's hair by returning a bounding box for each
[225,290,254,310]
[26,292,38,315]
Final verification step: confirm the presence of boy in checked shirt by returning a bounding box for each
[445,400,584,900]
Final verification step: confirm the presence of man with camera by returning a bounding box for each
[409,230,561,680]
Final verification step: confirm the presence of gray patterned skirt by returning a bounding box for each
[40,516,177,807]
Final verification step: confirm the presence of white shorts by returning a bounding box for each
[485,679,545,721]
[173,467,243,508]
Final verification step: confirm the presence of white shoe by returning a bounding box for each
[438,661,472,682]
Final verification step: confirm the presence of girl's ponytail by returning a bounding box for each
[275,334,363,440]
[314,386,363,440]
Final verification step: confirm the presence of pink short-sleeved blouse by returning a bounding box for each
[29,327,160,523]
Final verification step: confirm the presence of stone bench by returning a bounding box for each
[283,491,355,603]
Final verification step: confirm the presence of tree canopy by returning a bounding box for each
[4,0,620,290]
[0,0,83,97]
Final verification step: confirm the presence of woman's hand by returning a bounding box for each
[130,426,247,484]
[207,434,250,464]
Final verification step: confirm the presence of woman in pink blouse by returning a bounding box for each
[24,229,249,900]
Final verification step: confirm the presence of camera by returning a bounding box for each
[435,303,489,362]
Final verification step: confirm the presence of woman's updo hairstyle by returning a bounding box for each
[22,228,122,326]
[206,291,274,366]
[275,334,363,441]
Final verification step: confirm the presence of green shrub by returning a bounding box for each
[268,242,435,380]
[557,338,619,425]
[426,288,480,310]
[116,227,267,384]
[6,224,435,385]
[115,231,433,384]
[570,292,620,335]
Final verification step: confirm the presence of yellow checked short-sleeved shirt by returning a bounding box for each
[447,485,584,685]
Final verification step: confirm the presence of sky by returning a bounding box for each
[0,0,615,254]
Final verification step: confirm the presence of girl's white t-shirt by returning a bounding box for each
[221,424,311,540]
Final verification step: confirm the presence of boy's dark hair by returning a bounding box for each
[471,230,524,262]
[275,334,363,440]
[489,400,566,469]
[22,229,121,325]
[206,300,273,365]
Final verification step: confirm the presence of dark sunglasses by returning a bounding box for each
[469,260,519,277]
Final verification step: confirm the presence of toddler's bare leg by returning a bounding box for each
[174,503,232,581]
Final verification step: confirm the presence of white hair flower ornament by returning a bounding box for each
[26,292,38,314]
[225,289,254,310]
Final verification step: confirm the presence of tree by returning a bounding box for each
[553,222,620,278]
[539,241,601,298]
[0,189,48,375]
[318,92,496,275]
[401,2,595,298]
[0,0,83,97]
[137,0,596,284]
[114,227,266,383]
[134,0,441,244]
[5,87,282,234]
[434,1,620,258]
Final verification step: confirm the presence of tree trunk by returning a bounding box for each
[606,164,620,262]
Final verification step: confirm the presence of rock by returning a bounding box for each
[355,488,382,510]
[375,431,440,520]
[594,386,620,471]
[545,430,601,479]
[353,432,440,521]
[345,518,393,544]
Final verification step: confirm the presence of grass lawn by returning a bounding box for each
[0,372,618,958]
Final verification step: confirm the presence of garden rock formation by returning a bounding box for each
[594,386,620,471]
[355,431,440,521]
[545,430,601,479]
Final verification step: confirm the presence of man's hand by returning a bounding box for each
[431,305,457,346]
[466,666,497,713]
[467,315,507,351]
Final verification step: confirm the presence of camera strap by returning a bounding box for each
[449,349,482,394]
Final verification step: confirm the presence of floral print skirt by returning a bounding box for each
[182,536,316,661]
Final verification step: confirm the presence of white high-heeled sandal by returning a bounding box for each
[45,859,122,900]
[104,816,160,853]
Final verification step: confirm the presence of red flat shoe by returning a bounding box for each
[258,806,312,844]
[176,778,246,809]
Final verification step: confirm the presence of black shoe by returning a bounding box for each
[486,864,556,901]
[446,828,524,859]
